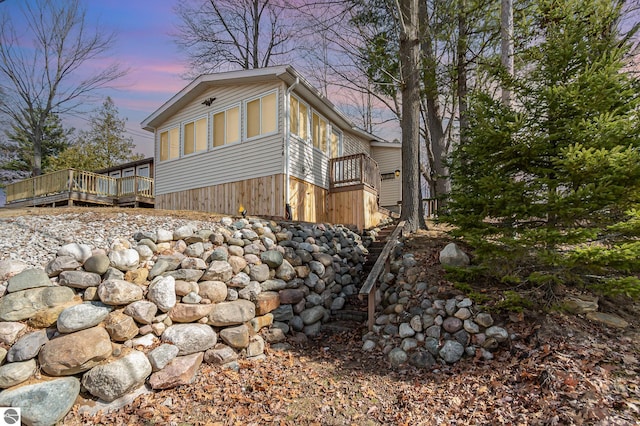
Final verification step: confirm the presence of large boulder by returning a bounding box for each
[208,299,255,326]
[161,324,217,355]
[0,321,26,345]
[147,276,177,312]
[45,256,81,277]
[219,324,250,349]
[148,352,203,390]
[0,259,28,281]
[57,243,92,263]
[201,261,233,282]
[0,377,80,426]
[104,311,139,342]
[6,269,53,293]
[198,281,227,303]
[57,302,112,333]
[0,286,76,321]
[6,329,49,362]
[260,250,283,268]
[147,344,180,372]
[58,271,102,289]
[0,359,37,388]
[83,254,111,275]
[124,300,158,325]
[300,305,326,325]
[439,243,470,267]
[439,340,465,363]
[81,350,152,402]
[109,249,140,271]
[169,303,215,323]
[97,279,143,306]
[39,326,113,376]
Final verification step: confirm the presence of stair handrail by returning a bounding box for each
[359,220,406,330]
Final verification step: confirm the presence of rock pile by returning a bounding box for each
[362,244,510,368]
[0,217,368,425]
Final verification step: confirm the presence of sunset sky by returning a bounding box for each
[2,0,191,157]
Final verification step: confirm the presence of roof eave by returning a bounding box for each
[141,65,292,131]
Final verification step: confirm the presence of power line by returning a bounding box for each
[65,112,153,140]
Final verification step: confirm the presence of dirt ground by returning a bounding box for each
[2,207,638,425]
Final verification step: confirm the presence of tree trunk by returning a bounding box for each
[252,0,260,69]
[32,128,42,177]
[501,0,514,106]
[399,0,426,232]
[418,0,449,205]
[457,0,469,147]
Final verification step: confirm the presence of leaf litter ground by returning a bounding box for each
[8,208,636,425]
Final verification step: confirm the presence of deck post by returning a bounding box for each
[67,169,73,193]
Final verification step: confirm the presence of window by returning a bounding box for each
[136,165,150,177]
[160,127,179,161]
[246,91,277,139]
[330,128,343,158]
[312,111,328,153]
[213,106,240,147]
[183,117,207,156]
[290,95,308,140]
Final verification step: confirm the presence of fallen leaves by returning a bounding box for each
[61,230,639,426]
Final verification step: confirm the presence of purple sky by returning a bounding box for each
[80,1,188,157]
[1,1,402,159]
[2,0,190,157]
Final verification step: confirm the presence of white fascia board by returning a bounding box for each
[141,66,291,132]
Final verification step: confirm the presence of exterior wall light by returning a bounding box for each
[394,169,401,178]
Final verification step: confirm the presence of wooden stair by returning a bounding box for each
[323,222,398,331]
[362,225,396,276]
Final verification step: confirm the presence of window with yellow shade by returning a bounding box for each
[159,127,179,161]
[213,105,240,147]
[183,117,207,156]
[312,111,328,154]
[246,91,277,139]
[289,95,308,141]
[330,128,343,158]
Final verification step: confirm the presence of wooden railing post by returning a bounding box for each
[359,221,405,331]
[68,169,73,193]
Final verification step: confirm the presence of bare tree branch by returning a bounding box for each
[0,0,126,176]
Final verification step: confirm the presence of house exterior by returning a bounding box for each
[93,157,155,207]
[94,157,154,180]
[141,65,401,229]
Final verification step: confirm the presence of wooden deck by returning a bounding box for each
[4,169,154,208]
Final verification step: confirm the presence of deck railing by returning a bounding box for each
[329,153,381,194]
[118,176,154,198]
[359,221,406,330]
[5,169,153,204]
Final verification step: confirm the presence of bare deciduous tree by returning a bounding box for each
[0,0,125,176]
[398,0,427,232]
[175,0,297,74]
[501,0,514,106]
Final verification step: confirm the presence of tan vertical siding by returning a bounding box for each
[156,174,285,217]
[288,176,328,222]
[328,186,384,231]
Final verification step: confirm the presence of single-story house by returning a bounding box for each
[141,65,401,229]
[94,157,154,180]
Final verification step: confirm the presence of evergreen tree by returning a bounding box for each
[446,0,640,297]
[0,111,72,175]
[48,97,143,172]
